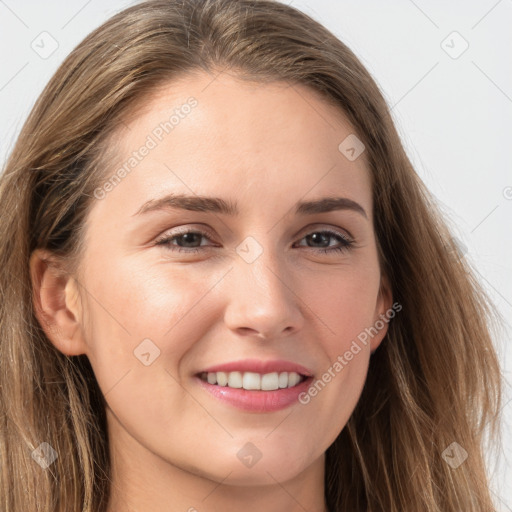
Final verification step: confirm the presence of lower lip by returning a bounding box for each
[195,376,314,412]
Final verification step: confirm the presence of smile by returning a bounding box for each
[199,370,306,391]
[195,359,315,412]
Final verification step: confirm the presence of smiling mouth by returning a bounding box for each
[198,371,307,391]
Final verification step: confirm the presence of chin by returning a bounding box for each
[215,449,311,486]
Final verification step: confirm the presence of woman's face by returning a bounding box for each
[52,71,391,486]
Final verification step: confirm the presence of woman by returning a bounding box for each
[0,0,503,510]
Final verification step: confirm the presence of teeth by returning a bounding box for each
[278,372,288,388]
[217,371,228,386]
[288,372,301,387]
[261,372,279,391]
[201,371,305,390]
[227,371,242,388]
[243,372,261,390]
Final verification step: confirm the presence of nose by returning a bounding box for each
[223,248,305,340]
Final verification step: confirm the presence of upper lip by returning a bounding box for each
[199,358,314,377]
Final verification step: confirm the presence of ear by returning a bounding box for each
[370,273,394,353]
[29,249,87,356]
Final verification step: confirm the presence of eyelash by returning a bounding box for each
[154,227,355,255]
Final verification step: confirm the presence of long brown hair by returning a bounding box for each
[0,1,503,510]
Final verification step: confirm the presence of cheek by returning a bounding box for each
[79,258,222,401]
[84,257,214,340]
[79,260,215,430]
[294,265,379,426]
[299,263,381,349]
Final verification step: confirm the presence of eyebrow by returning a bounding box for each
[133,193,368,219]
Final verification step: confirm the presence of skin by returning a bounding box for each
[31,70,392,512]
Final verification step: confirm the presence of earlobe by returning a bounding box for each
[29,249,87,356]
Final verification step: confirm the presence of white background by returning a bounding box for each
[0,0,510,508]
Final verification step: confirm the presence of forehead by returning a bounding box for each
[90,71,372,223]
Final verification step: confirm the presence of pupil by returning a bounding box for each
[180,233,200,247]
[308,232,329,247]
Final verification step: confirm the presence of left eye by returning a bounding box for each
[155,228,354,255]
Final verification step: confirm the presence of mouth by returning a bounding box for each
[198,370,308,391]
[194,359,314,412]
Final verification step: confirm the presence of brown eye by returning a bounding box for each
[155,228,215,253]
[294,230,354,254]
